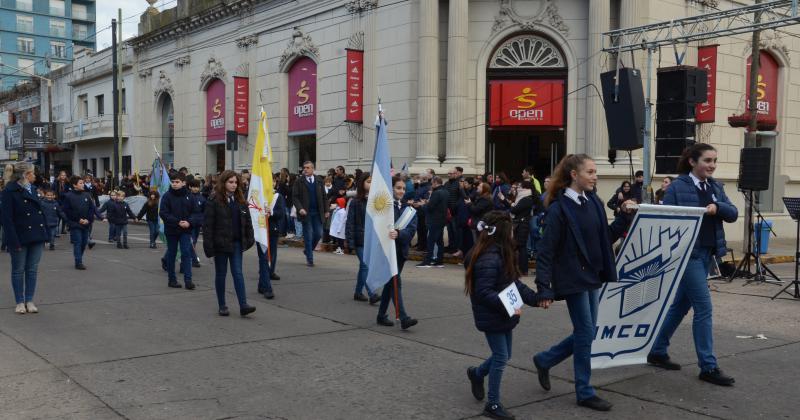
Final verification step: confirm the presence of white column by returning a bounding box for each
[586,0,610,164]
[443,0,469,167]
[620,0,640,29]
[413,0,439,168]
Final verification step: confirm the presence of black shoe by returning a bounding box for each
[368,294,381,305]
[270,273,280,280]
[75,263,86,270]
[240,305,256,317]
[533,354,551,391]
[400,317,418,330]
[150,243,156,249]
[123,243,129,249]
[376,317,394,327]
[108,239,115,243]
[647,353,681,371]
[431,262,445,268]
[116,242,123,249]
[577,396,613,411]
[218,306,230,316]
[168,282,182,288]
[699,368,735,386]
[87,242,95,249]
[185,282,196,290]
[483,402,515,420]
[467,367,485,401]
[179,267,184,274]
[161,258,167,271]
[263,290,275,300]
[49,244,55,250]
[307,261,314,267]
[192,261,201,268]
[258,287,266,294]
[354,293,368,302]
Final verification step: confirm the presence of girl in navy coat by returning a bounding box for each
[376,176,418,330]
[1,162,48,314]
[647,143,738,387]
[464,210,541,420]
[533,154,623,412]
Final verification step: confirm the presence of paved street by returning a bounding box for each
[0,223,798,419]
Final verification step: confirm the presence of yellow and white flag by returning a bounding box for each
[247,109,274,248]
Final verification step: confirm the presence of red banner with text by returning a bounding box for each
[695,45,717,123]
[746,51,779,123]
[489,79,565,127]
[345,49,364,123]
[206,78,226,143]
[234,77,249,135]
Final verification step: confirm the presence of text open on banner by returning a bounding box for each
[591,204,706,369]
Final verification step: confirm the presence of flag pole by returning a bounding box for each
[264,215,272,270]
[392,275,400,321]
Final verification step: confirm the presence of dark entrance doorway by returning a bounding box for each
[487,129,565,182]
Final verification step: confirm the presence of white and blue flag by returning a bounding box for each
[364,109,398,292]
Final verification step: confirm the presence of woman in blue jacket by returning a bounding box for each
[1,162,49,314]
[647,143,738,387]
[464,210,540,420]
[533,154,620,412]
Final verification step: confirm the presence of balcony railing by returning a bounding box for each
[64,115,129,143]
[72,11,95,21]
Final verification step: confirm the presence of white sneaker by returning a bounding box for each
[15,303,26,314]
[334,247,344,255]
[25,302,38,313]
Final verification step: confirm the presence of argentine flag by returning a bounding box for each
[364,110,398,292]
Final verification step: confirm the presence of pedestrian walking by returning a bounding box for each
[291,161,329,267]
[137,191,160,248]
[41,189,67,250]
[647,143,738,387]
[509,181,539,276]
[62,175,98,270]
[464,210,542,420]
[99,191,137,249]
[189,179,206,267]
[256,190,286,300]
[203,170,256,317]
[416,176,447,268]
[160,172,198,289]
[1,162,48,314]
[346,172,380,304]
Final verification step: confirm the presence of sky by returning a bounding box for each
[94,0,175,50]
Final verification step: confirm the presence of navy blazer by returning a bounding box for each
[61,189,97,231]
[394,201,418,263]
[535,190,618,300]
[160,187,197,236]
[663,174,738,257]
[1,181,49,249]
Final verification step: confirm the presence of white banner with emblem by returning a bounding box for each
[591,204,707,369]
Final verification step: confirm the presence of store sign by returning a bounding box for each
[489,79,565,127]
[345,49,364,123]
[22,122,51,149]
[5,124,21,150]
[288,57,317,134]
[746,52,779,122]
[206,78,226,142]
[234,77,249,136]
[696,45,718,123]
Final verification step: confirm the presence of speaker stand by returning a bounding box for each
[729,191,781,285]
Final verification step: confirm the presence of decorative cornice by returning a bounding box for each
[346,0,378,14]
[138,68,152,79]
[492,0,569,36]
[236,34,259,50]
[200,57,227,90]
[279,28,320,71]
[174,55,191,68]
[689,0,719,8]
[347,31,365,51]
[154,70,174,99]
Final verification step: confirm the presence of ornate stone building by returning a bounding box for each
[124,0,800,240]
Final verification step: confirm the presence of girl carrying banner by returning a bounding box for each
[646,143,738,387]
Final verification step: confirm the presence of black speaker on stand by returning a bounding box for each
[601,68,645,151]
[654,66,708,174]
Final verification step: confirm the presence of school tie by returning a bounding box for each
[700,181,708,192]
[307,176,314,184]
[578,196,587,206]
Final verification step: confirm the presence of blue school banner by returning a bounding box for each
[591,204,706,369]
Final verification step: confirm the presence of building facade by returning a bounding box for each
[65,0,798,242]
[0,0,96,91]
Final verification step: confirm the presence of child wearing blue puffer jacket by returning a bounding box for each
[464,210,542,420]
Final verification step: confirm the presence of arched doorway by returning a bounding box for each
[160,95,174,167]
[287,56,317,170]
[485,34,567,182]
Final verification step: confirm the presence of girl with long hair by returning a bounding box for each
[202,171,256,317]
[345,172,379,304]
[533,154,620,412]
[137,190,161,248]
[646,143,737,387]
[464,210,540,420]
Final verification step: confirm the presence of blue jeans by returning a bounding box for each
[257,234,278,293]
[476,331,513,404]
[165,233,193,283]
[447,216,462,250]
[9,243,44,304]
[70,228,90,265]
[354,247,375,297]
[114,224,128,243]
[214,241,247,309]
[108,223,116,241]
[536,288,599,401]
[301,213,323,263]
[48,226,58,244]
[424,223,445,264]
[147,221,159,245]
[651,247,717,372]
[378,259,408,320]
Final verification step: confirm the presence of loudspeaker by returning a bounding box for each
[226,130,238,151]
[657,101,696,120]
[601,68,645,150]
[738,147,772,191]
[656,120,696,139]
[657,66,708,103]
[656,156,681,174]
[655,138,695,157]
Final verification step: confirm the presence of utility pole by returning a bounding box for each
[747,0,762,149]
[117,10,124,181]
[112,18,120,188]
[47,78,53,178]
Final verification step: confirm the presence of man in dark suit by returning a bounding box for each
[291,161,329,267]
[417,176,448,268]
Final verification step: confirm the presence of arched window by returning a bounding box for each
[489,34,566,69]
